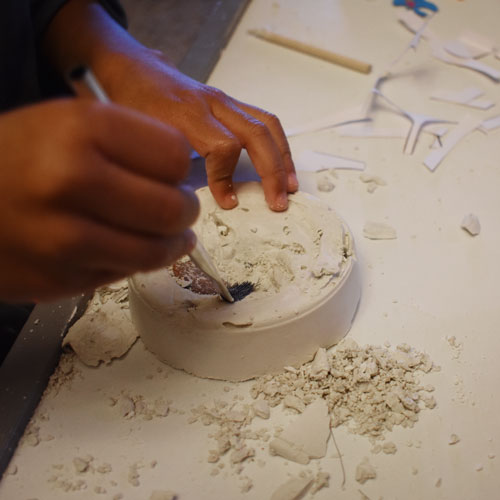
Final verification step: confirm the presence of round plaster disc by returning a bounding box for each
[129,182,361,381]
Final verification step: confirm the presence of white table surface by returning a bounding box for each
[2,1,500,499]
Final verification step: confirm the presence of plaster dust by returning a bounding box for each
[128,181,361,381]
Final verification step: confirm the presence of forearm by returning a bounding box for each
[42,0,171,91]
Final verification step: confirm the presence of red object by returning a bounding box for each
[406,0,416,7]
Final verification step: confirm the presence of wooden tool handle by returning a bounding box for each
[248,29,372,74]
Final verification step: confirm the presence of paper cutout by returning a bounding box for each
[423,115,482,171]
[295,150,365,172]
[373,89,453,154]
[430,87,495,110]
[459,30,495,55]
[397,10,438,43]
[443,39,490,60]
[481,115,500,132]
[432,46,500,82]
[285,105,370,137]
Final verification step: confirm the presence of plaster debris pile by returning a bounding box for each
[251,340,438,440]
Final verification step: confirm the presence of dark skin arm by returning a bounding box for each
[42,0,298,211]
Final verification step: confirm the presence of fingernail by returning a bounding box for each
[287,172,299,192]
[224,192,238,209]
[271,193,288,212]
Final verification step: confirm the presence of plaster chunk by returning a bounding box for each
[363,221,397,240]
[63,301,138,366]
[253,400,270,419]
[270,476,313,500]
[355,457,377,484]
[269,399,330,464]
[461,214,481,236]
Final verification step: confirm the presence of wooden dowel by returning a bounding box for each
[248,29,372,75]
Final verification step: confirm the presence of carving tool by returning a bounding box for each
[67,65,235,303]
[248,29,372,74]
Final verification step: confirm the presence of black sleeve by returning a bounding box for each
[30,0,128,41]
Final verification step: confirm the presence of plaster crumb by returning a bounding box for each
[94,486,107,494]
[115,393,169,420]
[128,463,142,487]
[475,463,483,472]
[310,471,330,493]
[113,495,124,500]
[284,394,306,413]
[270,476,313,500]
[360,174,386,193]
[310,348,330,379]
[149,492,177,500]
[73,456,93,473]
[461,213,481,236]
[6,464,17,475]
[371,445,382,454]
[411,466,418,475]
[240,477,253,493]
[488,453,496,459]
[97,463,112,474]
[355,457,377,484]
[382,441,397,454]
[446,335,463,360]
[448,434,460,445]
[363,221,397,240]
[253,400,270,419]
[317,176,335,192]
[435,478,442,487]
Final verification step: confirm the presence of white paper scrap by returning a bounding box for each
[481,115,500,132]
[430,87,483,104]
[432,46,500,82]
[398,10,438,43]
[295,150,365,172]
[467,99,495,110]
[423,115,482,172]
[444,40,490,60]
[430,87,494,110]
[459,30,495,55]
[285,105,370,137]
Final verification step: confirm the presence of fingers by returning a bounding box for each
[191,117,242,210]
[209,98,287,211]
[233,99,299,194]
[61,158,200,237]
[87,102,191,185]
[40,213,197,276]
